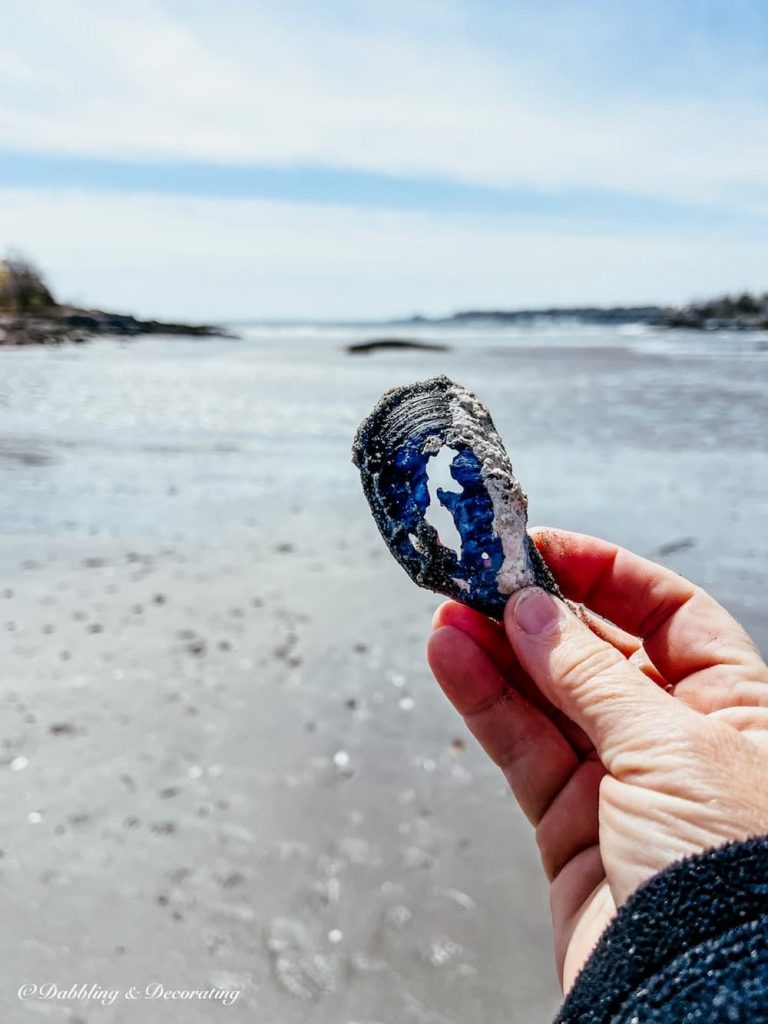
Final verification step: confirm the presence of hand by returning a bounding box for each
[427,528,768,992]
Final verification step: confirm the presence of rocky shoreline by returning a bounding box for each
[0,308,233,346]
[663,293,768,331]
[4,296,768,349]
[403,292,768,332]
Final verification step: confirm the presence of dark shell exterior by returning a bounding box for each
[352,376,559,619]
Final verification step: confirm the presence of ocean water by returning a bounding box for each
[0,319,766,634]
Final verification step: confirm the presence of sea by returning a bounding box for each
[0,318,766,638]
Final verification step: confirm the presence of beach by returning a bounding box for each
[0,322,766,1023]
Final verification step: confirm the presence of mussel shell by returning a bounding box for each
[352,376,559,619]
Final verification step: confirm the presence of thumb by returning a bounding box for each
[505,587,680,770]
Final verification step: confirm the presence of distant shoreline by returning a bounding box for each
[397,294,768,332]
[3,298,768,347]
[0,308,235,346]
[399,306,664,327]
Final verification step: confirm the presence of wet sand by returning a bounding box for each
[0,324,766,1022]
[0,513,559,1024]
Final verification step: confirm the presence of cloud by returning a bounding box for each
[1,187,765,318]
[1,2,765,317]
[1,0,767,206]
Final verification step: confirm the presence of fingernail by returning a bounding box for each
[512,588,562,636]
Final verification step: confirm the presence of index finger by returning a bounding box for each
[531,527,766,687]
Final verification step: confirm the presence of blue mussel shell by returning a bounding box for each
[352,376,558,619]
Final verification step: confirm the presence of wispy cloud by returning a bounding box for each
[2,187,765,318]
[1,1,767,315]
[1,0,767,205]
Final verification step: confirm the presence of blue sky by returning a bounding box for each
[1,0,767,318]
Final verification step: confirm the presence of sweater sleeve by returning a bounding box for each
[555,836,768,1024]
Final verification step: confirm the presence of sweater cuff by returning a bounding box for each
[556,836,768,1024]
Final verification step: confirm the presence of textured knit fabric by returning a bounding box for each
[555,837,768,1024]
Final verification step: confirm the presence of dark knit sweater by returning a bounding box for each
[556,837,768,1023]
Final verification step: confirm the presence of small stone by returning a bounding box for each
[149,820,177,835]
[219,871,246,889]
[49,723,77,736]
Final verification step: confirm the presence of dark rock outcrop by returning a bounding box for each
[0,309,233,346]
[346,337,449,355]
[0,251,232,345]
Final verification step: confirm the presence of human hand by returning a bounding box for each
[427,528,768,992]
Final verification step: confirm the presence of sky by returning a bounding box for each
[1,0,767,319]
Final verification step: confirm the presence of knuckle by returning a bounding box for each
[552,636,625,699]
